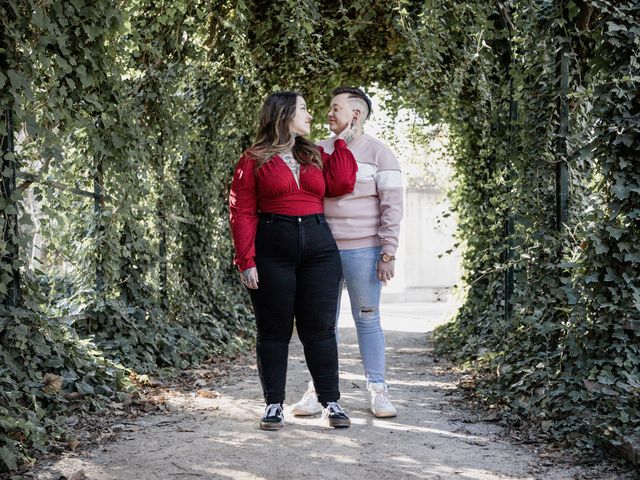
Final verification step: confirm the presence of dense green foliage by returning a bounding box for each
[1,0,259,471]
[0,0,638,473]
[435,0,640,457]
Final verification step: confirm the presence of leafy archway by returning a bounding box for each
[0,0,638,471]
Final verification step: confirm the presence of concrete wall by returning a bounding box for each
[382,185,461,303]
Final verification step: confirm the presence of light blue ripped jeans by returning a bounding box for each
[337,246,385,384]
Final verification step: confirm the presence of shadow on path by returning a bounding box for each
[33,303,631,480]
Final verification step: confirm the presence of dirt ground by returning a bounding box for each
[30,302,635,480]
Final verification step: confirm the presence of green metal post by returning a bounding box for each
[556,6,570,231]
[157,135,168,305]
[94,147,105,298]
[1,108,21,307]
[502,7,516,324]
[505,90,517,323]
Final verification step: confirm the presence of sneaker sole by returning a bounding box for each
[291,407,322,416]
[373,410,397,418]
[328,418,351,428]
[260,421,284,431]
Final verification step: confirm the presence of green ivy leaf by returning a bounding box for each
[0,446,18,471]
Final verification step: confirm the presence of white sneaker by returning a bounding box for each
[291,381,322,416]
[368,382,397,418]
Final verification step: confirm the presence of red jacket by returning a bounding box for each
[229,139,356,271]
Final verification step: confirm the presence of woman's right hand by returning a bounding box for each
[240,267,259,289]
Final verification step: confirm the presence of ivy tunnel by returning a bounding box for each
[0,0,638,472]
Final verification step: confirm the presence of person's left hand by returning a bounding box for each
[377,259,395,285]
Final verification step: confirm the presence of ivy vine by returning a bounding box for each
[0,0,638,473]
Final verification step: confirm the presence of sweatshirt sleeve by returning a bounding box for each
[320,139,357,197]
[229,154,258,271]
[376,148,403,256]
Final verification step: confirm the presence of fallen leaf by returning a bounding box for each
[117,392,134,404]
[43,373,64,394]
[66,438,80,450]
[197,389,220,399]
[65,392,83,401]
[64,415,79,427]
[482,412,500,422]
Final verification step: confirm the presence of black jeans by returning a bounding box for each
[248,213,342,405]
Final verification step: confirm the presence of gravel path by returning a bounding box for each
[32,301,632,480]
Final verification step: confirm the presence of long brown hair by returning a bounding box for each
[247,91,322,169]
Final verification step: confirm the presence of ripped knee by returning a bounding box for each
[359,306,377,320]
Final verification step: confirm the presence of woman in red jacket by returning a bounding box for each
[229,91,359,430]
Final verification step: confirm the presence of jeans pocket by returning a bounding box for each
[255,221,273,254]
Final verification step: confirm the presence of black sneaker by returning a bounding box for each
[322,401,351,428]
[260,403,284,431]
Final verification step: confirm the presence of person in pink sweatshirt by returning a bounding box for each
[292,86,403,418]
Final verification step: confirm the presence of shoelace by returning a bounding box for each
[265,403,282,418]
[325,401,345,416]
[374,391,392,407]
[370,385,393,406]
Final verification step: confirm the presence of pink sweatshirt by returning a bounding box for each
[318,133,403,255]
